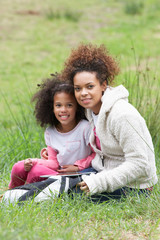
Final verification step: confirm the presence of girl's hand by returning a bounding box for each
[24,159,33,172]
[58,165,79,173]
[41,148,48,160]
[78,181,90,194]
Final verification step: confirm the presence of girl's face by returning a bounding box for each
[53,92,77,132]
[73,71,107,114]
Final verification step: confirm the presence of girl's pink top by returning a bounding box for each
[32,146,95,171]
[93,127,101,150]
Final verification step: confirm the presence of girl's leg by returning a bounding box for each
[8,161,28,189]
[26,164,58,184]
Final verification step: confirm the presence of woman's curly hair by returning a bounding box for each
[61,43,120,85]
[32,73,86,128]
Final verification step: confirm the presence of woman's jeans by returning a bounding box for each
[73,168,152,202]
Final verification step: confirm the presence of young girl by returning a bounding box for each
[61,43,158,200]
[8,74,95,189]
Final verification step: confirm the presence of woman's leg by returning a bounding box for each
[79,167,97,173]
[90,188,126,203]
[71,184,126,202]
[8,161,28,189]
[72,186,152,203]
[26,164,58,184]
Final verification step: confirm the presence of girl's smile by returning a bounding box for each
[59,115,69,120]
[73,71,107,114]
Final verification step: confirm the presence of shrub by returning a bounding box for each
[124,1,144,15]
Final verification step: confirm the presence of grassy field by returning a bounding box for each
[0,0,160,239]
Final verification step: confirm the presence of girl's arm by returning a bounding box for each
[32,146,60,170]
[74,151,96,170]
[58,151,96,173]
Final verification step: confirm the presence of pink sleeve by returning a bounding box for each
[32,146,60,171]
[74,152,96,171]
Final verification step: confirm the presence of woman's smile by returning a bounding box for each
[81,98,92,104]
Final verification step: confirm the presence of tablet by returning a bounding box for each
[40,171,95,178]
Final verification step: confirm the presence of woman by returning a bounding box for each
[60,43,158,200]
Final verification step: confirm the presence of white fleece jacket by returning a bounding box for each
[82,85,158,195]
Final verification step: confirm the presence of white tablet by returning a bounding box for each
[40,171,95,178]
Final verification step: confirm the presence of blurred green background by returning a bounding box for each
[1,0,160,123]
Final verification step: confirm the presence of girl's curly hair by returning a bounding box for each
[61,43,120,85]
[32,73,86,128]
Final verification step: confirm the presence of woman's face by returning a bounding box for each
[73,71,107,114]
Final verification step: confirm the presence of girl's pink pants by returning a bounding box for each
[9,161,57,189]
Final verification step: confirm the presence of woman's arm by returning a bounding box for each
[40,148,48,159]
[81,114,155,195]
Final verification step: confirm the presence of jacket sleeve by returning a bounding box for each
[32,146,60,171]
[82,114,155,194]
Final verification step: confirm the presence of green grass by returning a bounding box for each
[1,190,160,239]
[0,0,160,239]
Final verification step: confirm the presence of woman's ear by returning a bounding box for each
[102,80,107,91]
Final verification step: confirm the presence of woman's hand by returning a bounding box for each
[77,181,90,194]
[58,165,79,173]
[41,148,48,160]
[24,159,33,172]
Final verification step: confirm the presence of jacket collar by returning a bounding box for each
[100,85,129,113]
[85,85,129,121]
